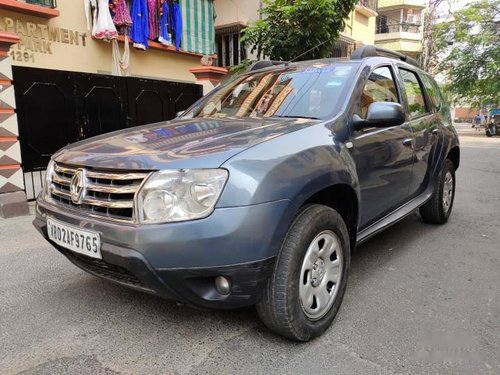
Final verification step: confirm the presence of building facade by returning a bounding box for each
[375,0,425,59]
[0,0,215,81]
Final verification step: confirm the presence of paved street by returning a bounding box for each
[1,124,499,375]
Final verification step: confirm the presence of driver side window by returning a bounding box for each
[360,66,399,118]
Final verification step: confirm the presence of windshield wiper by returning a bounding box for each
[270,115,320,120]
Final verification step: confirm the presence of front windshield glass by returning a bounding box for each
[182,63,355,120]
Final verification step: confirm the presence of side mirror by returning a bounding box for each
[353,102,406,130]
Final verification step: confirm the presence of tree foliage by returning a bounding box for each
[241,0,358,62]
[433,0,500,107]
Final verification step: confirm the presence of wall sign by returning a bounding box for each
[0,17,87,63]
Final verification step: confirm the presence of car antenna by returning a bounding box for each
[289,38,330,63]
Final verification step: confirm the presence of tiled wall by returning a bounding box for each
[0,34,24,194]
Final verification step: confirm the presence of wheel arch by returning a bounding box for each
[447,146,460,170]
[301,184,359,251]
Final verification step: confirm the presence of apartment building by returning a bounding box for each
[375,0,426,59]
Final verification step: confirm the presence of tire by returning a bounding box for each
[419,158,456,224]
[256,204,350,341]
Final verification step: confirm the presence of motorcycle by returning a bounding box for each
[485,108,500,137]
[485,115,500,137]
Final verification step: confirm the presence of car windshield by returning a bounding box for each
[182,62,355,120]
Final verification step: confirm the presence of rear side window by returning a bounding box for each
[360,66,399,118]
[420,74,444,112]
[399,69,428,119]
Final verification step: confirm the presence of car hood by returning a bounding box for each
[53,117,318,170]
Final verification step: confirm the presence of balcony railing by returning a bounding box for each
[25,0,57,8]
[376,22,421,34]
[377,0,426,9]
[358,0,377,12]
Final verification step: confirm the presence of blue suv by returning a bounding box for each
[34,46,459,341]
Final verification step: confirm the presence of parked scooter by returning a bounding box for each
[484,120,500,137]
[486,110,500,137]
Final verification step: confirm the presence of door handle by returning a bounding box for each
[402,138,413,147]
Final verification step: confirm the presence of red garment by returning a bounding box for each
[113,0,132,27]
[147,0,159,40]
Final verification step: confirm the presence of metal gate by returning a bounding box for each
[13,66,203,199]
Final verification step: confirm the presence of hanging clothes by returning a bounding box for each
[131,0,149,49]
[111,36,130,76]
[172,0,182,51]
[158,0,171,46]
[93,0,118,40]
[84,0,98,32]
[108,0,118,17]
[112,0,132,29]
[110,0,132,76]
[147,0,159,40]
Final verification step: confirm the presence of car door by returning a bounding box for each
[350,65,414,229]
[396,68,438,197]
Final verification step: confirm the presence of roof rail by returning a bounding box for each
[351,45,421,69]
[248,60,288,72]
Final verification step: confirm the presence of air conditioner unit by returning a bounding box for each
[406,15,418,24]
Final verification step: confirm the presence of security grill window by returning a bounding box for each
[215,24,247,67]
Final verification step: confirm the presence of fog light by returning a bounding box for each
[215,276,231,295]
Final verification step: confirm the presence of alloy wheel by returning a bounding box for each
[299,230,343,320]
[442,171,454,213]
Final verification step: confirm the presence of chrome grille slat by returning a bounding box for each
[51,185,71,200]
[86,171,149,180]
[82,196,134,209]
[86,182,139,194]
[49,163,149,222]
[54,165,76,175]
[52,174,71,186]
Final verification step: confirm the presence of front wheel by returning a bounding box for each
[256,204,350,341]
[419,158,456,224]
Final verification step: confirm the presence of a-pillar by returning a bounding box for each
[189,66,228,95]
[0,32,29,218]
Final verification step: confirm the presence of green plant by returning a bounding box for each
[242,0,358,62]
[228,59,256,77]
[433,0,500,107]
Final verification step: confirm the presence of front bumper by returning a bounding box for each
[34,198,295,309]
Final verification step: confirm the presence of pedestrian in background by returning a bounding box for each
[474,114,482,132]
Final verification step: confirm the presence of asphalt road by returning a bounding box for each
[1,124,499,375]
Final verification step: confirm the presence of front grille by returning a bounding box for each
[49,163,149,222]
[63,250,151,290]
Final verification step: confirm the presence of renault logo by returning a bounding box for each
[70,169,87,205]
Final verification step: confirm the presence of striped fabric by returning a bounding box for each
[181,0,215,55]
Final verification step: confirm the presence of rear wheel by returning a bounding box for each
[420,158,456,224]
[256,204,350,341]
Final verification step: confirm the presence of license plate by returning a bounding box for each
[47,217,102,259]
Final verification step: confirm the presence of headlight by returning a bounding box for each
[42,159,55,200]
[136,169,229,224]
